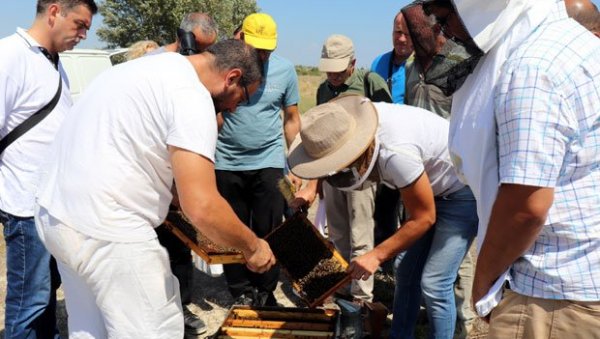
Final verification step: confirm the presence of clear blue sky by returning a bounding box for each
[1,0,599,68]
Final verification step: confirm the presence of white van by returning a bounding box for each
[59,49,116,101]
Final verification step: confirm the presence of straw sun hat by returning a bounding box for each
[288,95,379,179]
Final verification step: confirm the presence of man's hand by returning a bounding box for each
[471,276,494,323]
[348,252,382,281]
[471,184,553,321]
[289,179,318,211]
[287,172,302,192]
[244,238,276,273]
[289,186,316,211]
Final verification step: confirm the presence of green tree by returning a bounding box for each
[97,0,258,48]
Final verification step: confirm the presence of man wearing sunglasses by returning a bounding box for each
[422,0,600,337]
[288,94,477,339]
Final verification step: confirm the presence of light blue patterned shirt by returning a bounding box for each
[495,3,600,300]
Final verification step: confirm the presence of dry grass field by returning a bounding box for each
[298,74,325,114]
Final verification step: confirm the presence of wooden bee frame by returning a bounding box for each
[163,210,245,265]
[217,306,339,338]
[265,213,352,308]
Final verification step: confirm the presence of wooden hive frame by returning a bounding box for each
[265,213,352,308]
[163,210,245,265]
[218,305,339,338]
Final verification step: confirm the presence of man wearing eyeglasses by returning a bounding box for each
[215,13,300,308]
[422,0,600,337]
[34,39,274,337]
[148,12,218,336]
[288,94,477,339]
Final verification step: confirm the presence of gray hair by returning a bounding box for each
[206,39,263,86]
[180,12,218,37]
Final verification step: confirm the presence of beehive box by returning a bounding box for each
[163,209,245,264]
[265,213,351,308]
[217,306,339,338]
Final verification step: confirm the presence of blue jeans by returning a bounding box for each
[1,209,61,339]
[390,186,478,339]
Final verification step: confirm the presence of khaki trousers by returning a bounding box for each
[323,181,376,302]
[489,289,600,339]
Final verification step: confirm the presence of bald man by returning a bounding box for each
[565,0,600,37]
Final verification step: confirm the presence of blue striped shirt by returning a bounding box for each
[495,3,600,300]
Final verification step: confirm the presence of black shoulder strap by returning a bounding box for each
[363,71,372,99]
[0,76,62,155]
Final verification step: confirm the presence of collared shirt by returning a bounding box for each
[495,3,600,301]
[316,69,391,105]
[450,0,600,301]
[0,28,70,217]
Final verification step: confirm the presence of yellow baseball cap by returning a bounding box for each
[242,13,277,51]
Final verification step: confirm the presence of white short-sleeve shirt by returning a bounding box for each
[374,102,464,197]
[0,28,72,217]
[37,53,217,242]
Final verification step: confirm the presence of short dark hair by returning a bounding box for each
[37,0,98,16]
[206,39,263,86]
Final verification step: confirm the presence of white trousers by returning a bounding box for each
[35,206,183,339]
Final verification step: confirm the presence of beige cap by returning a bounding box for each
[318,34,354,73]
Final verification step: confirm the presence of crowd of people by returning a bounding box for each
[1,0,599,338]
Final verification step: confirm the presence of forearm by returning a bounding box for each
[475,185,553,287]
[283,105,300,147]
[371,217,434,262]
[183,195,259,258]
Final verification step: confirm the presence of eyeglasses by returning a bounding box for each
[240,76,251,105]
[243,83,250,105]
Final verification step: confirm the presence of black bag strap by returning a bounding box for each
[0,76,62,155]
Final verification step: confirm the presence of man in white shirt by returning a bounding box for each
[424,0,600,337]
[0,1,97,337]
[34,39,276,337]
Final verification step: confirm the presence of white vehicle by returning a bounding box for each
[59,48,126,101]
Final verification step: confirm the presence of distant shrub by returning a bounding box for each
[295,65,320,76]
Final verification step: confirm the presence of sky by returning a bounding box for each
[1,0,599,68]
